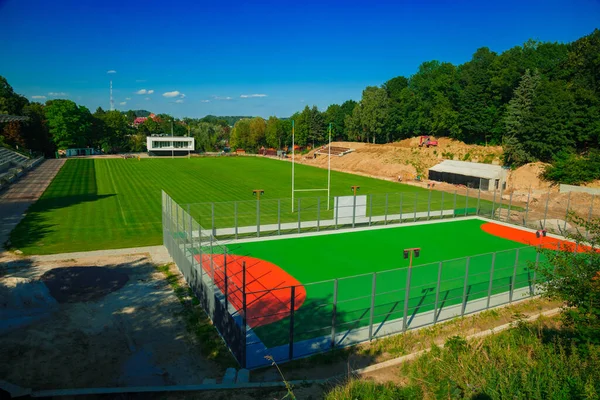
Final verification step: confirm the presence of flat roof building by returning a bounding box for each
[147,136,195,156]
[428,160,507,191]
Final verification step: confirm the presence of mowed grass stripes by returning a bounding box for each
[11,157,485,255]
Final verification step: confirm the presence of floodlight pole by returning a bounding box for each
[403,247,421,269]
[351,186,360,196]
[327,123,332,210]
[253,190,265,238]
[171,119,174,159]
[536,229,547,250]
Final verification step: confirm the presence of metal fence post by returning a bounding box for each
[331,279,338,348]
[242,261,247,367]
[461,257,470,316]
[510,249,519,303]
[498,182,504,221]
[189,211,194,268]
[563,191,571,233]
[224,248,228,310]
[368,194,373,226]
[427,190,432,220]
[441,191,445,219]
[368,273,377,340]
[491,186,497,219]
[335,197,339,230]
[384,193,389,225]
[452,191,457,219]
[486,253,496,309]
[352,193,357,228]
[256,198,260,238]
[278,199,281,235]
[402,267,412,332]
[433,261,442,324]
[413,193,418,222]
[400,193,404,223]
[234,201,238,240]
[317,197,321,232]
[524,185,531,227]
[465,187,469,215]
[198,225,203,297]
[476,188,481,216]
[586,195,595,241]
[176,203,180,251]
[289,286,296,361]
[506,192,513,223]
[543,190,550,230]
[298,198,301,233]
[211,202,216,237]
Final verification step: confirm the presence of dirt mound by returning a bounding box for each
[507,162,552,191]
[40,267,129,303]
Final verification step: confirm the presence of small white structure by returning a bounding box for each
[334,195,367,221]
[146,136,194,156]
[428,160,507,191]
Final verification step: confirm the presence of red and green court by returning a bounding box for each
[194,218,569,348]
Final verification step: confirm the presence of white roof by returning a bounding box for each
[429,160,503,180]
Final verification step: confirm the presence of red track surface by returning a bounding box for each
[194,254,306,328]
[481,222,586,252]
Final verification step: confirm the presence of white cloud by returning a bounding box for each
[145,97,151,100]
[136,89,147,95]
[240,94,267,98]
[119,101,127,106]
[125,97,131,100]
[107,70,117,74]
[200,100,210,103]
[212,95,232,101]
[31,95,46,99]
[48,92,68,97]
[175,99,184,103]
[163,90,182,98]
[147,90,154,94]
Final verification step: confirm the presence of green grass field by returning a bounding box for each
[222,219,541,347]
[11,157,490,255]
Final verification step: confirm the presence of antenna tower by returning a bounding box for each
[110,80,114,111]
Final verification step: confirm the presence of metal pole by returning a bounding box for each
[211,202,216,237]
[278,199,281,235]
[427,190,431,220]
[198,224,203,297]
[368,194,373,226]
[402,267,412,332]
[256,198,260,238]
[413,193,418,222]
[331,279,338,348]
[492,186,497,219]
[335,196,339,229]
[189,211,193,268]
[510,249,519,303]
[486,253,496,309]
[224,249,228,310]
[400,192,404,223]
[289,286,296,361]
[368,273,377,340]
[242,261,247,367]
[433,261,442,324]
[452,190,457,219]
[384,193,388,225]
[543,189,550,230]
[465,187,469,215]
[476,187,481,216]
[352,192,357,228]
[291,120,295,212]
[498,181,504,221]
[317,197,321,232]
[461,257,470,317]
[507,192,513,223]
[532,251,540,296]
[524,185,531,226]
[441,191,445,219]
[298,198,301,233]
[234,201,238,240]
[327,124,331,211]
[563,191,571,233]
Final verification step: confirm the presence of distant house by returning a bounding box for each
[146,136,195,156]
[133,113,160,128]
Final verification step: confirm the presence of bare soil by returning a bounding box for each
[0,251,220,390]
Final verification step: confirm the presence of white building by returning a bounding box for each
[428,160,507,191]
[146,136,195,156]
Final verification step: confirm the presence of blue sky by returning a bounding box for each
[1,0,598,118]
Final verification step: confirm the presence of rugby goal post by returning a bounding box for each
[291,121,332,212]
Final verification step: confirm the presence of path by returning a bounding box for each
[0,159,66,250]
[28,245,171,264]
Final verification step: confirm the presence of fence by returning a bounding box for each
[162,189,571,369]
[184,185,599,242]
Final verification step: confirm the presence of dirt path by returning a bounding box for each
[0,159,66,249]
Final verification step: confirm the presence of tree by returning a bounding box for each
[22,102,53,155]
[0,76,28,115]
[308,106,325,147]
[248,117,267,150]
[360,86,389,143]
[44,100,92,149]
[534,213,600,343]
[230,118,251,150]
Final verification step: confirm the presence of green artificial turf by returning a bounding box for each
[224,219,542,347]
[10,157,489,255]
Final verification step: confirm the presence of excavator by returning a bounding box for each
[419,135,438,148]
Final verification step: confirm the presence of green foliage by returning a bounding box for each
[533,213,600,343]
[44,100,93,149]
[542,150,600,184]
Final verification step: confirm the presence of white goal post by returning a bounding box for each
[291,121,332,212]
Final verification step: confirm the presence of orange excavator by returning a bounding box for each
[419,135,438,148]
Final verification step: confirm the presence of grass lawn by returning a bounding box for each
[221,219,541,347]
[11,157,488,255]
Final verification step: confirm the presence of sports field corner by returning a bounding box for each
[178,214,578,368]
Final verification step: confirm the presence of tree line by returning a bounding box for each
[2,29,599,181]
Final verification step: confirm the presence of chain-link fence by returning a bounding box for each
[162,189,581,369]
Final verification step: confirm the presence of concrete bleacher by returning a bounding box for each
[0,147,43,190]
[0,147,30,170]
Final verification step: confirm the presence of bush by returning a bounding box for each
[543,150,600,185]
